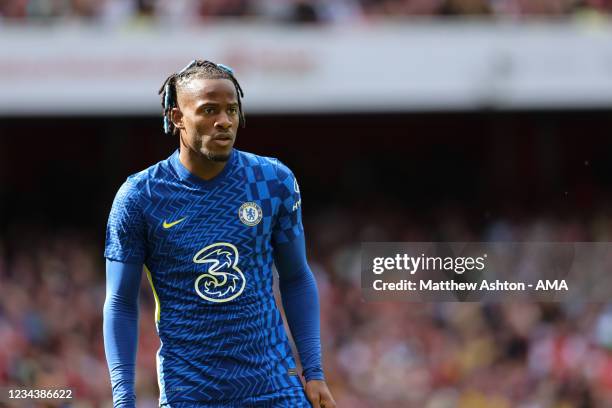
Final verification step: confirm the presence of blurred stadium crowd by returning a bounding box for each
[2,210,612,407]
[1,0,612,23]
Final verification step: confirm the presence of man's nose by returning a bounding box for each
[215,113,232,129]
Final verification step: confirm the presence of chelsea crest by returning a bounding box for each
[238,202,263,226]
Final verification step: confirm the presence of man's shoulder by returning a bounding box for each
[235,150,293,180]
[116,158,171,200]
[236,149,279,169]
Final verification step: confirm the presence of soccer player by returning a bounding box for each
[103,60,335,408]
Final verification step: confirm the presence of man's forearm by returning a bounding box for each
[103,260,141,407]
[275,236,324,381]
[279,266,324,381]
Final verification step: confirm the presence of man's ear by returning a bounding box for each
[171,107,184,130]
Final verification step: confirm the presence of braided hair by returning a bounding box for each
[158,59,245,135]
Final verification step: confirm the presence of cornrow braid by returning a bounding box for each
[158,59,246,135]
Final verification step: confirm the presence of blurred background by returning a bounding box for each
[2,1,612,407]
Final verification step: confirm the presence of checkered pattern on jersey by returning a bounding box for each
[272,159,304,245]
[239,153,303,246]
[104,150,304,405]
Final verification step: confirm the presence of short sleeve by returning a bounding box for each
[104,178,147,264]
[272,160,304,245]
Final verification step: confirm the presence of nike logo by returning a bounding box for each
[162,217,186,229]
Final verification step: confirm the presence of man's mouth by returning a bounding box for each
[211,134,233,147]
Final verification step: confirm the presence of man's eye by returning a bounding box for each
[204,107,216,114]
[228,107,238,115]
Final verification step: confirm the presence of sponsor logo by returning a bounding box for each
[294,178,300,193]
[194,242,246,303]
[292,199,302,212]
[162,217,186,229]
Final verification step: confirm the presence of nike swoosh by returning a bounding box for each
[162,217,186,229]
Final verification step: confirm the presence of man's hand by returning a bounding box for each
[305,379,336,408]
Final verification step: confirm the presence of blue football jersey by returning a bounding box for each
[104,149,304,405]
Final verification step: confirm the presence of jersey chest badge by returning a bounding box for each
[238,202,262,226]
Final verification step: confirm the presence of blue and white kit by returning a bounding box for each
[103,149,322,407]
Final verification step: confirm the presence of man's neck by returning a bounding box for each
[179,147,229,181]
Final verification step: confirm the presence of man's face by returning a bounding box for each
[173,78,239,162]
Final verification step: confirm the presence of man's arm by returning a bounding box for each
[271,160,335,407]
[274,233,322,380]
[103,259,142,408]
[274,234,336,408]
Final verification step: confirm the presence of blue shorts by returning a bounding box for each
[165,386,311,408]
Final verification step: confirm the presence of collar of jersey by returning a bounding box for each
[170,149,236,188]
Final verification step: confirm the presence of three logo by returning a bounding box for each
[161,200,269,303]
[193,242,246,303]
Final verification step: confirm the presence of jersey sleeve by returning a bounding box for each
[104,178,147,264]
[274,235,324,381]
[103,260,142,408]
[272,160,303,245]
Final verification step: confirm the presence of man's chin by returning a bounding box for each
[205,148,232,162]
